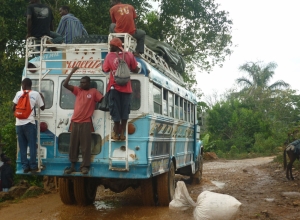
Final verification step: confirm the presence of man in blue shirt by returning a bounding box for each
[56,6,88,44]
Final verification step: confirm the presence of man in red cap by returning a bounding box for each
[109,0,146,57]
[103,38,139,140]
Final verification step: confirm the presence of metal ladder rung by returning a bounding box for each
[110,157,126,160]
[109,167,129,172]
[108,115,129,171]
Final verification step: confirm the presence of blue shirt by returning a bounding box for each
[56,13,88,44]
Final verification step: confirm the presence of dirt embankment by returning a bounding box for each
[0,157,300,220]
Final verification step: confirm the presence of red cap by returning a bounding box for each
[110,37,124,51]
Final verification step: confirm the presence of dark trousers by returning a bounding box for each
[69,122,92,168]
[16,123,37,170]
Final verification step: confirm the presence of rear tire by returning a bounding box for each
[59,178,76,205]
[156,161,175,206]
[73,177,97,206]
[140,178,155,206]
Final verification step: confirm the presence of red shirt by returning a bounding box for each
[102,52,138,93]
[110,3,137,35]
[72,86,103,123]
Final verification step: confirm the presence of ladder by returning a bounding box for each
[24,36,53,172]
[108,119,129,171]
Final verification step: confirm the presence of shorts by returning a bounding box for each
[109,89,131,122]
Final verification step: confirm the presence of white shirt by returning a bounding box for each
[13,90,44,126]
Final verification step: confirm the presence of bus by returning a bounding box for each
[16,33,203,206]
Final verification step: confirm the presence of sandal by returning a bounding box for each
[111,132,120,140]
[64,167,76,174]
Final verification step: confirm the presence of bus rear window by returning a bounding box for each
[32,79,54,109]
[60,79,104,109]
[58,133,102,154]
[131,80,141,110]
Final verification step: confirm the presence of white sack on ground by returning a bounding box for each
[169,181,242,220]
[194,191,242,220]
[169,181,196,210]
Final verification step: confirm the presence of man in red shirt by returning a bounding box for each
[103,38,139,140]
[63,67,103,174]
[109,0,146,57]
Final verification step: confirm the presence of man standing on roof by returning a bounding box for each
[109,0,146,58]
[56,5,88,44]
[26,0,63,44]
[102,38,139,141]
[63,67,103,175]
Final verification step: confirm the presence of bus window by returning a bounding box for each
[187,102,191,122]
[60,79,104,109]
[32,79,54,109]
[184,100,187,121]
[180,98,183,120]
[58,133,102,154]
[163,89,168,116]
[168,92,174,117]
[175,95,179,119]
[153,86,162,114]
[191,104,194,123]
[131,80,141,110]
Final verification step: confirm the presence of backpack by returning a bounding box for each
[14,90,33,119]
[114,52,131,86]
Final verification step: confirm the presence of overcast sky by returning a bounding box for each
[195,0,300,99]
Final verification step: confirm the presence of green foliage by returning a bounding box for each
[204,60,300,159]
[229,145,239,157]
[236,61,290,94]
[21,185,46,199]
[140,0,233,73]
[206,99,266,152]
[253,133,278,155]
[0,123,17,168]
[201,134,210,147]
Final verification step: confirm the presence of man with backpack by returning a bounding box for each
[12,78,45,173]
[102,37,139,141]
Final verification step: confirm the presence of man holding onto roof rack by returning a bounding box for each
[63,67,103,175]
[102,38,139,141]
[109,0,146,58]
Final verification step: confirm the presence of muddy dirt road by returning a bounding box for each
[0,157,300,220]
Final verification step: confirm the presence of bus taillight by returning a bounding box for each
[28,62,37,73]
[40,122,48,132]
[128,123,136,134]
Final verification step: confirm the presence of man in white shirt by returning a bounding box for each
[12,78,45,173]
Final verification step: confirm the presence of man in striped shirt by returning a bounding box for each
[56,6,88,44]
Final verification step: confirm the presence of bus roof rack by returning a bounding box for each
[108,33,185,86]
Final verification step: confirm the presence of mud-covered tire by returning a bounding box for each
[156,161,175,206]
[73,177,96,206]
[72,35,108,44]
[191,155,203,184]
[85,178,97,204]
[140,178,155,206]
[59,178,76,205]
